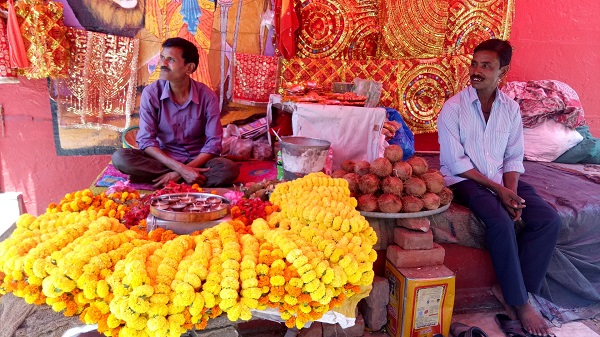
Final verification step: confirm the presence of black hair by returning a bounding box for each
[473,39,513,68]
[162,37,199,70]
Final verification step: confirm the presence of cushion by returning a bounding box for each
[523,119,583,162]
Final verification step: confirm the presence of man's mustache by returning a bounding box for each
[160,67,170,71]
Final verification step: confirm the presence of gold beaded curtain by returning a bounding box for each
[281,0,515,134]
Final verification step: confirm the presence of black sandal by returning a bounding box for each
[495,314,532,337]
[450,322,489,337]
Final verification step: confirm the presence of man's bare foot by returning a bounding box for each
[491,284,517,320]
[516,303,553,336]
[492,284,553,336]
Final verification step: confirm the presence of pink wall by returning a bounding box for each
[1,0,599,215]
[0,79,111,215]
[509,0,600,135]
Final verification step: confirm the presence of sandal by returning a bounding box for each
[495,314,532,337]
[450,322,489,337]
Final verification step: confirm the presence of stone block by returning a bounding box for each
[322,313,365,337]
[364,276,389,307]
[194,326,239,337]
[205,315,236,330]
[396,217,430,232]
[298,321,323,337]
[386,243,445,268]
[359,302,387,331]
[394,227,433,250]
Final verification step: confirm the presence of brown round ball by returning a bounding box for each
[359,173,381,194]
[404,177,427,196]
[384,144,404,163]
[437,187,454,206]
[331,169,348,179]
[354,160,371,176]
[340,160,356,173]
[401,195,424,213]
[381,176,404,197]
[422,192,441,210]
[357,194,379,212]
[343,173,361,194]
[392,161,413,180]
[406,156,429,176]
[378,193,403,213]
[370,157,393,177]
[421,171,445,194]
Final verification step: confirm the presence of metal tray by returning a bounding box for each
[149,193,231,222]
[359,202,450,218]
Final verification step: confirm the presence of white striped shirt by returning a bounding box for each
[438,86,525,186]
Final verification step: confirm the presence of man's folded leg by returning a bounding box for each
[111,148,170,182]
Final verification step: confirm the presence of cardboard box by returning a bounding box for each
[385,260,455,337]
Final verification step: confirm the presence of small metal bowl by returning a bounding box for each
[149,193,231,222]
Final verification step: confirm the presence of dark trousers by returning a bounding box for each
[451,179,561,306]
[111,148,240,187]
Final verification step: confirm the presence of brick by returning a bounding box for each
[394,227,433,250]
[359,302,387,331]
[364,276,389,307]
[396,217,430,232]
[322,313,365,337]
[386,243,445,268]
[298,322,322,337]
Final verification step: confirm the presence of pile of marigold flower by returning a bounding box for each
[0,172,377,336]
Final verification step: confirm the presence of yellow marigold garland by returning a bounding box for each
[0,174,377,334]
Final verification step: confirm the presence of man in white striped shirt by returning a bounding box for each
[438,39,560,337]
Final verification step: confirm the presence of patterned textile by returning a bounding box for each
[15,0,69,79]
[296,0,379,59]
[282,0,514,133]
[144,0,214,87]
[94,163,156,191]
[443,0,516,55]
[50,28,139,132]
[502,80,587,130]
[0,17,19,83]
[379,0,449,59]
[233,53,279,104]
[280,55,472,133]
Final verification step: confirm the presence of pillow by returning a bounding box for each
[523,119,583,162]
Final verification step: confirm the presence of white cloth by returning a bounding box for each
[523,119,583,162]
[291,103,386,170]
[438,86,525,186]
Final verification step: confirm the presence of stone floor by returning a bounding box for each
[236,310,600,337]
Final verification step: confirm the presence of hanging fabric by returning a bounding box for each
[274,0,298,59]
[0,14,19,82]
[14,0,69,79]
[6,0,28,68]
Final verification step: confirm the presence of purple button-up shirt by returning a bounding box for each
[438,86,525,187]
[136,79,223,163]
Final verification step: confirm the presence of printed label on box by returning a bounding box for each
[414,285,445,329]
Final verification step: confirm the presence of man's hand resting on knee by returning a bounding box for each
[178,166,209,186]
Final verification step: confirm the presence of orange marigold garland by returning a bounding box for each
[0,173,377,334]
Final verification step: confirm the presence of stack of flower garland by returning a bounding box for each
[0,172,377,337]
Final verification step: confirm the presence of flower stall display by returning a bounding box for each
[0,173,377,337]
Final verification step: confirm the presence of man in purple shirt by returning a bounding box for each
[438,39,560,337]
[112,37,239,187]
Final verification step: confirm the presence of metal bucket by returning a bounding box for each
[280,136,331,180]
